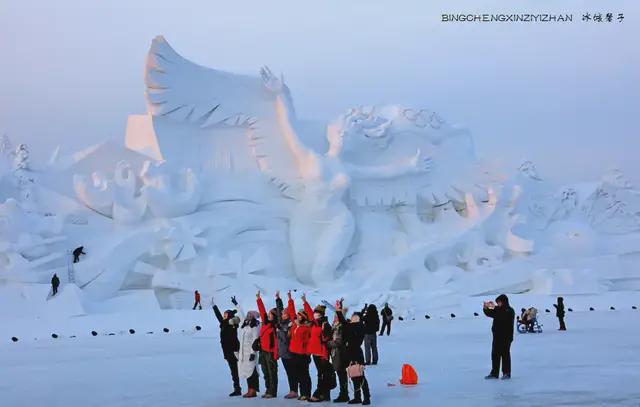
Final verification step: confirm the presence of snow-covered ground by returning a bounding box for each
[2,297,639,407]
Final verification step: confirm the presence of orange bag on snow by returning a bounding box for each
[400,364,418,385]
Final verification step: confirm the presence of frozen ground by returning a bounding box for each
[2,303,639,407]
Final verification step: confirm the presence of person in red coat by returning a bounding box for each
[303,294,335,402]
[287,292,312,400]
[256,291,279,398]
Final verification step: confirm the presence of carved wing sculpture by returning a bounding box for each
[144,36,309,198]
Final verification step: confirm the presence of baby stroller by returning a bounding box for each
[517,307,543,333]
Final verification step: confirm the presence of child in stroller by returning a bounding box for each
[517,307,542,333]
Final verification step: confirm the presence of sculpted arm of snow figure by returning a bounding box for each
[344,148,434,180]
[261,67,316,175]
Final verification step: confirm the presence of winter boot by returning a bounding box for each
[243,389,257,398]
[348,391,362,405]
[284,391,298,399]
[362,399,370,406]
[229,388,242,397]
[484,374,499,380]
[334,393,350,403]
[501,374,511,380]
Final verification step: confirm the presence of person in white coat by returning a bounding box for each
[239,309,261,398]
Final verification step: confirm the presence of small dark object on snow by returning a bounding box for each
[11,337,18,342]
[610,306,615,310]
[129,329,135,334]
[425,314,431,319]
[450,313,456,318]
[474,312,479,316]
[91,331,98,336]
[545,309,550,313]
[195,325,202,331]
[51,333,58,339]
[146,331,154,334]
[398,316,404,321]
[163,328,169,333]
[568,308,573,312]
[70,335,76,338]
[108,333,115,336]
[633,306,637,310]
[589,307,595,311]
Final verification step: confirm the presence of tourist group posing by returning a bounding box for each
[211,291,392,404]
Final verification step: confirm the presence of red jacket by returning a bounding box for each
[304,300,330,358]
[257,297,278,359]
[288,298,310,355]
[195,292,200,302]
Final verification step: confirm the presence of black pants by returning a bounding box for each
[380,320,391,335]
[247,367,260,391]
[225,356,241,391]
[351,375,370,401]
[312,355,334,399]
[73,254,80,263]
[336,367,349,398]
[52,285,58,295]
[558,316,566,330]
[292,353,311,397]
[192,300,202,310]
[490,338,512,376]
[260,351,278,396]
[282,357,298,393]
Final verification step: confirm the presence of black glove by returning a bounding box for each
[249,354,255,362]
[231,296,238,306]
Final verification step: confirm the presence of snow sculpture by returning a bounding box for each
[140,161,202,218]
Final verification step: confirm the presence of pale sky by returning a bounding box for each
[0,0,638,184]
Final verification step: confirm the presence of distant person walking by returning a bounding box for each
[51,273,60,296]
[72,246,86,263]
[362,304,380,365]
[553,297,566,331]
[483,294,515,380]
[193,290,202,310]
[379,303,393,336]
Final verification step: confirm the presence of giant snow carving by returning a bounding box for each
[4,36,638,313]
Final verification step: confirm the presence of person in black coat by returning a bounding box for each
[212,295,242,396]
[72,246,86,263]
[51,273,60,296]
[379,303,393,336]
[337,307,370,405]
[483,294,515,379]
[553,297,566,331]
[361,304,380,365]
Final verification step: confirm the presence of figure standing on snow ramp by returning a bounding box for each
[256,291,279,398]
[211,296,241,396]
[303,294,336,402]
[361,304,380,365]
[554,297,566,331]
[336,302,371,405]
[379,303,393,336]
[483,294,515,380]
[51,273,60,296]
[193,290,202,310]
[275,291,299,399]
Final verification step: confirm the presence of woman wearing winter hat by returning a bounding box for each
[211,295,242,396]
[256,290,279,398]
[287,292,313,400]
[303,294,336,402]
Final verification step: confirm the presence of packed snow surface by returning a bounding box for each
[1,299,639,407]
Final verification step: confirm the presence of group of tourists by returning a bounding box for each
[211,291,392,404]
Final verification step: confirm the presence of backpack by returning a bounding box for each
[400,364,418,385]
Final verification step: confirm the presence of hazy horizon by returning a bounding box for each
[1,0,638,185]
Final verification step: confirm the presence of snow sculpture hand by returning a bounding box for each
[260,66,284,93]
[410,149,434,174]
